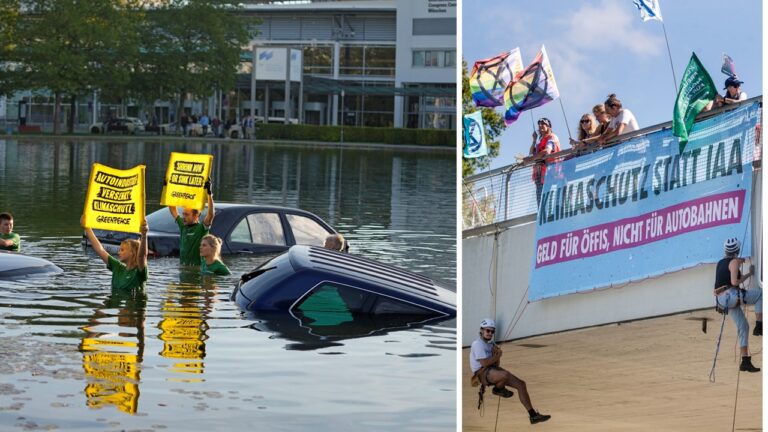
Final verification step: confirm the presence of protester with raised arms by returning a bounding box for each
[82,215,149,292]
[168,180,215,266]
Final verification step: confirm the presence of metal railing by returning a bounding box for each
[463,96,763,233]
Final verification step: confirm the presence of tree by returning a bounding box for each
[4,0,142,133]
[140,0,254,131]
[462,58,505,177]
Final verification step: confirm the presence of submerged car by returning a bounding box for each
[82,203,337,257]
[232,245,456,318]
[0,253,63,280]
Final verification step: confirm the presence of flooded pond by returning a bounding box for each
[0,138,456,431]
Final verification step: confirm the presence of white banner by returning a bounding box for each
[0,96,6,118]
[256,48,301,82]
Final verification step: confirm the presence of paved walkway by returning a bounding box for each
[462,309,762,431]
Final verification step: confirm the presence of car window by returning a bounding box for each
[294,283,369,325]
[229,212,286,245]
[286,214,330,246]
[249,213,286,245]
[295,282,433,318]
[229,217,251,243]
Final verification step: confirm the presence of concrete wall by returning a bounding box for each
[394,0,456,85]
[462,170,762,347]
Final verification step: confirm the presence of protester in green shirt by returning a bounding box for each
[168,180,215,266]
[0,212,20,251]
[199,234,230,276]
[82,216,149,291]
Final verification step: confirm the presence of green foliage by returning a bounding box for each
[254,123,454,147]
[0,0,254,125]
[461,58,506,177]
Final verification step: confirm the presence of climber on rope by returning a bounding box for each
[714,238,762,373]
[469,318,551,424]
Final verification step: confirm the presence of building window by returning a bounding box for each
[412,50,456,68]
[404,83,456,130]
[339,46,363,75]
[363,46,395,77]
[303,46,333,76]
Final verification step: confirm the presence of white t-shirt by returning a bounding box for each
[730,90,748,101]
[608,108,639,135]
[469,337,494,373]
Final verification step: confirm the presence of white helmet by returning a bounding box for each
[480,318,496,329]
[724,238,741,254]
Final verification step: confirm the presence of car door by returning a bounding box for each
[225,210,290,254]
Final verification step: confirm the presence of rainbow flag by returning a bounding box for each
[469,48,523,107]
[503,46,560,126]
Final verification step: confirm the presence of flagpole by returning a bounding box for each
[661,22,678,93]
[558,99,572,139]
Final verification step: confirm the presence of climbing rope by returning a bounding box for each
[709,313,728,383]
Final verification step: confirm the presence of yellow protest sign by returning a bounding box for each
[160,152,213,210]
[83,163,145,233]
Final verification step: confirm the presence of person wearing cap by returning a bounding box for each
[714,238,761,372]
[525,117,561,205]
[469,318,551,424]
[715,77,747,108]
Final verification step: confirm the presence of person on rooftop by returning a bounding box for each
[598,94,638,144]
[715,77,748,108]
[714,238,761,373]
[569,113,601,151]
[469,319,551,424]
[524,117,561,204]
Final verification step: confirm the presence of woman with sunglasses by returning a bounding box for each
[569,113,601,151]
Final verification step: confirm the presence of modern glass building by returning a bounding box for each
[236,0,456,129]
[0,0,456,131]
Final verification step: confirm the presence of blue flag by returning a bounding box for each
[632,0,663,22]
[463,111,487,159]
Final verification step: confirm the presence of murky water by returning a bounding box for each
[0,138,456,431]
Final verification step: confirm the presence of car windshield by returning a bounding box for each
[146,207,212,233]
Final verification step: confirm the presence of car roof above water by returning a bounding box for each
[288,246,456,310]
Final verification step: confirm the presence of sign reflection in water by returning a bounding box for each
[158,273,217,380]
[79,291,146,414]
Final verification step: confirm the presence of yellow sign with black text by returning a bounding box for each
[160,152,213,211]
[83,163,145,233]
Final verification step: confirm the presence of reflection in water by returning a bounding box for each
[247,310,452,352]
[79,289,146,414]
[157,272,216,380]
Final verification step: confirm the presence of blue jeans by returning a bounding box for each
[717,288,762,348]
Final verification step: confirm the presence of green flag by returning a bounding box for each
[672,52,718,153]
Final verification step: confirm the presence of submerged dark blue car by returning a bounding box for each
[0,253,63,280]
[232,246,456,318]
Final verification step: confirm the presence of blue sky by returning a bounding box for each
[462,0,762,170]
